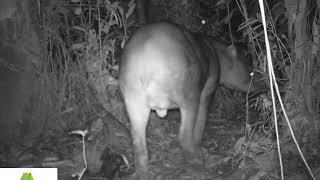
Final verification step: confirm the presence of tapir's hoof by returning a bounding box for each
[123,171,150,180]
[182,148,204,166]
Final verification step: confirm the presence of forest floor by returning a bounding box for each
[0,91,317,180]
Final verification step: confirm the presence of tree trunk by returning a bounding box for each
[0,0,42,141]
[136,0,149,24]
[284,0,319,143]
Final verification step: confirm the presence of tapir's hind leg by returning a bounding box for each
[123,94,150,180]
[179,101,202,163]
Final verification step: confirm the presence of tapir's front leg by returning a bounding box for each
[194,76,219,145]
[123,94,150,180]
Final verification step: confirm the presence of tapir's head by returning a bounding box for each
[222,45,268,93]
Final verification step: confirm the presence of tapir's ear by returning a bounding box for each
[227,45,238,58]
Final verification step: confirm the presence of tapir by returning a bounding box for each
[118,22,266,179]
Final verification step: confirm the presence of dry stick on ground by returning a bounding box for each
[69,130,88,180]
